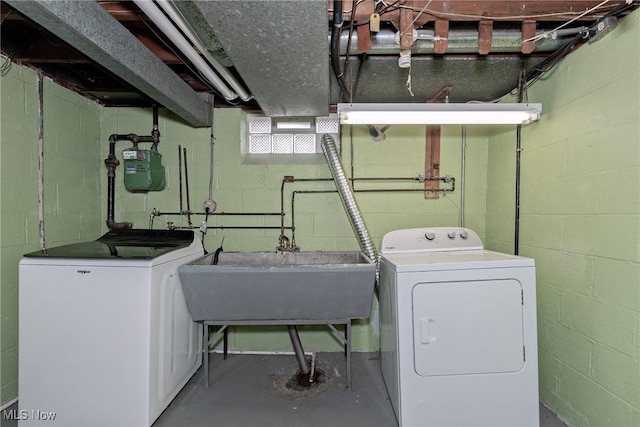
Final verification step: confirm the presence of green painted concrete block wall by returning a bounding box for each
[486,9,640,426]
[0,66,102,406]
[104,107,489,354]
[2,9,638,419]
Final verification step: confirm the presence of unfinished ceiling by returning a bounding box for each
[1,0,638,125]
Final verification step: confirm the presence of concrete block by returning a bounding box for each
[562,215,638,261]
[519,215,563,250]
[591,343,640,406]
[1,281,18,352]
[537,283,563,323]
[538,318,592,375]
[241,189,281,212]
[521,142,567,183]
[558,364,634,426]
[593,258,640,312]
[535,248,593,294]
[597,167,640,214]
[561,291,637,357]
[0,346,18,389]
[484,214,514,246]
[604,71,640,127]
[538,175,598,215]
[566,124,639,176]
[548,393,592,427]
[0,213,27,247]
[365,214,412,238]
[538,348,560,396]
[312,211,353,238]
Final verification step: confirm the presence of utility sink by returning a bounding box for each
[178,251,376,322]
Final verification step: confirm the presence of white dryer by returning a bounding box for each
[379,227,539,427]
[19,229,203,427]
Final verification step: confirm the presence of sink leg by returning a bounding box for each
[203,323,209,388]
[223,328,228,360]
[346,321,352,389]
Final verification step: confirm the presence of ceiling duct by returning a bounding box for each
[191,0,330,117]
[4,0,212,127]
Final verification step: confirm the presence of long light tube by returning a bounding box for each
[156,0,252,102]
[338,103,542,125]
[133,0,238,101]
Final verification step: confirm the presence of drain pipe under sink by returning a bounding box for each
[288,326,310,376]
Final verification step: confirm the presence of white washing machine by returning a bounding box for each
[19,229,203,427]
[379,227,539,427]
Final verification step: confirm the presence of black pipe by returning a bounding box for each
[178,145,183,213]
[330,0,350,102]
[514,70,525,256]
[183,147,193,228]
[104,107,160,229]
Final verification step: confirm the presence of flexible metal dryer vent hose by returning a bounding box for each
[321,135,378,268]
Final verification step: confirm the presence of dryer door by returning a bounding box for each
[412,279,524,376]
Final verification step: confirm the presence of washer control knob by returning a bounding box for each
[460,230,469,239]
[424,232,436,241]
[447,231,456,239]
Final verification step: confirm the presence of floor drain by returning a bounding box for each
[274,359,338,399]
[286,368,325,391]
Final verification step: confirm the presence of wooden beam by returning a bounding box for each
[478,21,494,55]
[521,20,537,54]
[399,1,415,50]
[424,126,441,199]
[434,20,449,54]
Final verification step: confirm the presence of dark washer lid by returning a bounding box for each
[23,229,196,260]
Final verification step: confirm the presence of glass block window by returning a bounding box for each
[246,114,340,155]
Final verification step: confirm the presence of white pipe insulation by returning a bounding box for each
[132,0,239,101]
[155,0,252,102]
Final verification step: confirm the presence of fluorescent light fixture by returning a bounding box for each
[338,103,542,125]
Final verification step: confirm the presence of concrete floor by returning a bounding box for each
[2,352,569,427]
[154,352,568,427]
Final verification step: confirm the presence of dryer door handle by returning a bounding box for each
[420,317,437,344]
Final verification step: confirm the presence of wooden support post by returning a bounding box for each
[424,126,441,199]
[478,20,493,55]
[521,20,536,54]
[399,2,414,50]
[434,20,449,54]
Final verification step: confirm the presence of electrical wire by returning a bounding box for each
[523,0,611,43]
[517,1,639,94]
[330,0,352,101]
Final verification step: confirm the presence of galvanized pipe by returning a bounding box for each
[460,126,467,227]
[338,28,587,55]
[321,135,377,264]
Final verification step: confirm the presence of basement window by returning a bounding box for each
[244,114,340,163]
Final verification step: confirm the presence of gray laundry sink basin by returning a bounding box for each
[177,251,376,322]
